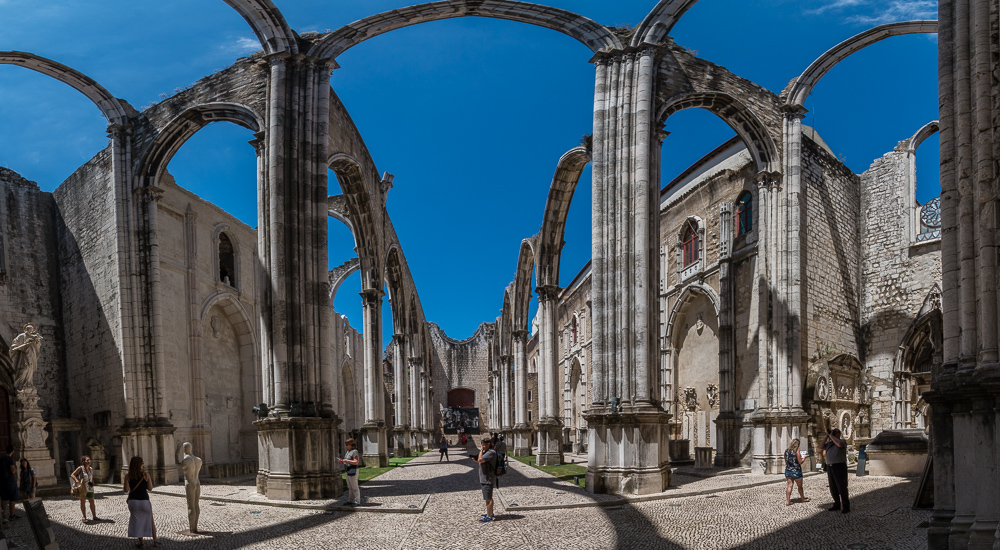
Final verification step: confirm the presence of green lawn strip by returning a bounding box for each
[339,451,430,489]
[511,454,588,487]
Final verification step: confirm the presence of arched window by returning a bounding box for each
[571,317,578,346]
[682,221,700,267]
[736,191,753,236]
[219,232,236,287]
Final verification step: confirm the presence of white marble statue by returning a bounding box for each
[179,442,203,533]
[9,323,42,393]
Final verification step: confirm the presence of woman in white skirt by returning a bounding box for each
[124,456,159,548]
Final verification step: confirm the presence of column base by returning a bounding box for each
[119,422,179,484]
[536,420,563,466]
[927,507,954,550]
[968,518,998,549]
[584,407,671,495]
[254,416,341,501]
[361,422,388,467]
[749,409,810,474]
[393,427,411,458]
[512,425,532,457]
[949,513,975,549]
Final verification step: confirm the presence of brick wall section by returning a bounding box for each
[0,168,68,419]
[859,149,941,430]
[428,322,492,434]
[802,138,862,365]
[51,149,125,428]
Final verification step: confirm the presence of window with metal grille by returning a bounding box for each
[736,192,753,236]
[682,221,700,266]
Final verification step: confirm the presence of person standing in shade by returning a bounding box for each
[19,458,36,501]
[475,438,498,523]
[124,456,159,548]
[822,428,849,513]
[340,438,361,506]
[0,445,18,523]
[439,436,449,462]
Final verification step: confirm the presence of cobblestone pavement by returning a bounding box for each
[0,450,928,549]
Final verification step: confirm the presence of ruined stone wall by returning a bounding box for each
[428,322,492,434]
[0,168,68,419]
[859,148,941,431]
[154,172,261,464]
[802,137,862,367]
[557,269,592,444]
[329,313,364,453]
[526,335,539,429]
[52,149,125,432]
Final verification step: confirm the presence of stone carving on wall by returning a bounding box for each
[840,411,852,438]
[9,322,42,394]
[706,384,719,409]
[683,387,698,411]
[694,315,705,334]
[816,377,829,401]
[211,316,221,338]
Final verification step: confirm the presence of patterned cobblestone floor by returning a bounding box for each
[0,449,928,549]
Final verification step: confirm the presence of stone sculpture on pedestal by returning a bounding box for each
[179,442,202,534]
[9,323,42,393]
[8,323,56,487]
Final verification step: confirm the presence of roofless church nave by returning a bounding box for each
[0,1,994,548]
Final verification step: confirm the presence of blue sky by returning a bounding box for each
[0,0,939,345]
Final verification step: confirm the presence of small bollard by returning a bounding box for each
[574,475,580,486]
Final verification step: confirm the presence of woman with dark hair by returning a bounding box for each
[70,455,100,522]
[18,458,36,500]
[124,456,159,548]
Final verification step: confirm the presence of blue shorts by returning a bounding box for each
[784,469,803,479]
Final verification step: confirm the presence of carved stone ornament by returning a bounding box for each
[840,411,852,439]
[694,315,705,334]
[683,387,698,411]
[706,384,719,409]
[20,417,47,449]
[817,377,829,401]
[211,316,221,338]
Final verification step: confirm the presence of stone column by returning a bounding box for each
[391,335,411,458]
[408,357,421,451]
[419,370,430,450]
[359,289,388,466]
[536,285,564,466]
[584,50,670,495]
[500,354,513,433]
[254,57,340,500]
[932,0,1000,545]
[512,330,532,456]
[715,202,740,467]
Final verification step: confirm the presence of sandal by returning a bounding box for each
[801,498,811,503]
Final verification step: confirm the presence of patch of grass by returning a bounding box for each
[512,454,588,488]
[340,451,429,488]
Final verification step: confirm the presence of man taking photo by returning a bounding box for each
[475,438,498,523]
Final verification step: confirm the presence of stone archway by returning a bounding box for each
[668,289,721,457]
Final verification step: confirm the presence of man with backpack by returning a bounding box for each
[475,438,498,522]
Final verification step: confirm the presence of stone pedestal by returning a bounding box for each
[694,447,715,469]
[512,425,532,457]
[119,423,179,484]
[361,421,388,467]
[86,437,111,484]
[535,420,563,466]
[585,408,671,495]
[865,429,928,476]
[14,394,56,488]
[393,427,411,458]
[749,410,810,475]
[255,416,340,501]
[668,439,690,462]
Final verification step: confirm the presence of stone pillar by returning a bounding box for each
[512,330,532,456]
[14,394,56,488]
[715,202,740,467]
[585,50,670,494]
[359,289,388,467]
[925,394,955,550]
[419,370,429,451]
[254,57,340,500]
[932,0,1000,545]
[536,285,564,466]
[392,334,410,458]
[500,354,513,433]
[408,357,422,451]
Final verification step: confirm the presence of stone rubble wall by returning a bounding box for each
[0,168,68,419]
[51,149,126,432]
[428,322,492,434]
[801,138,862,366]
[859,148,941,432]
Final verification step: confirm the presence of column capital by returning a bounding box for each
[536,285,561,301]
[359,288,385,305]
[781,104,808,120]
[512,329,529,341]
[134,185,164,203]
[755,171,782,190]
[106,122,133,140]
